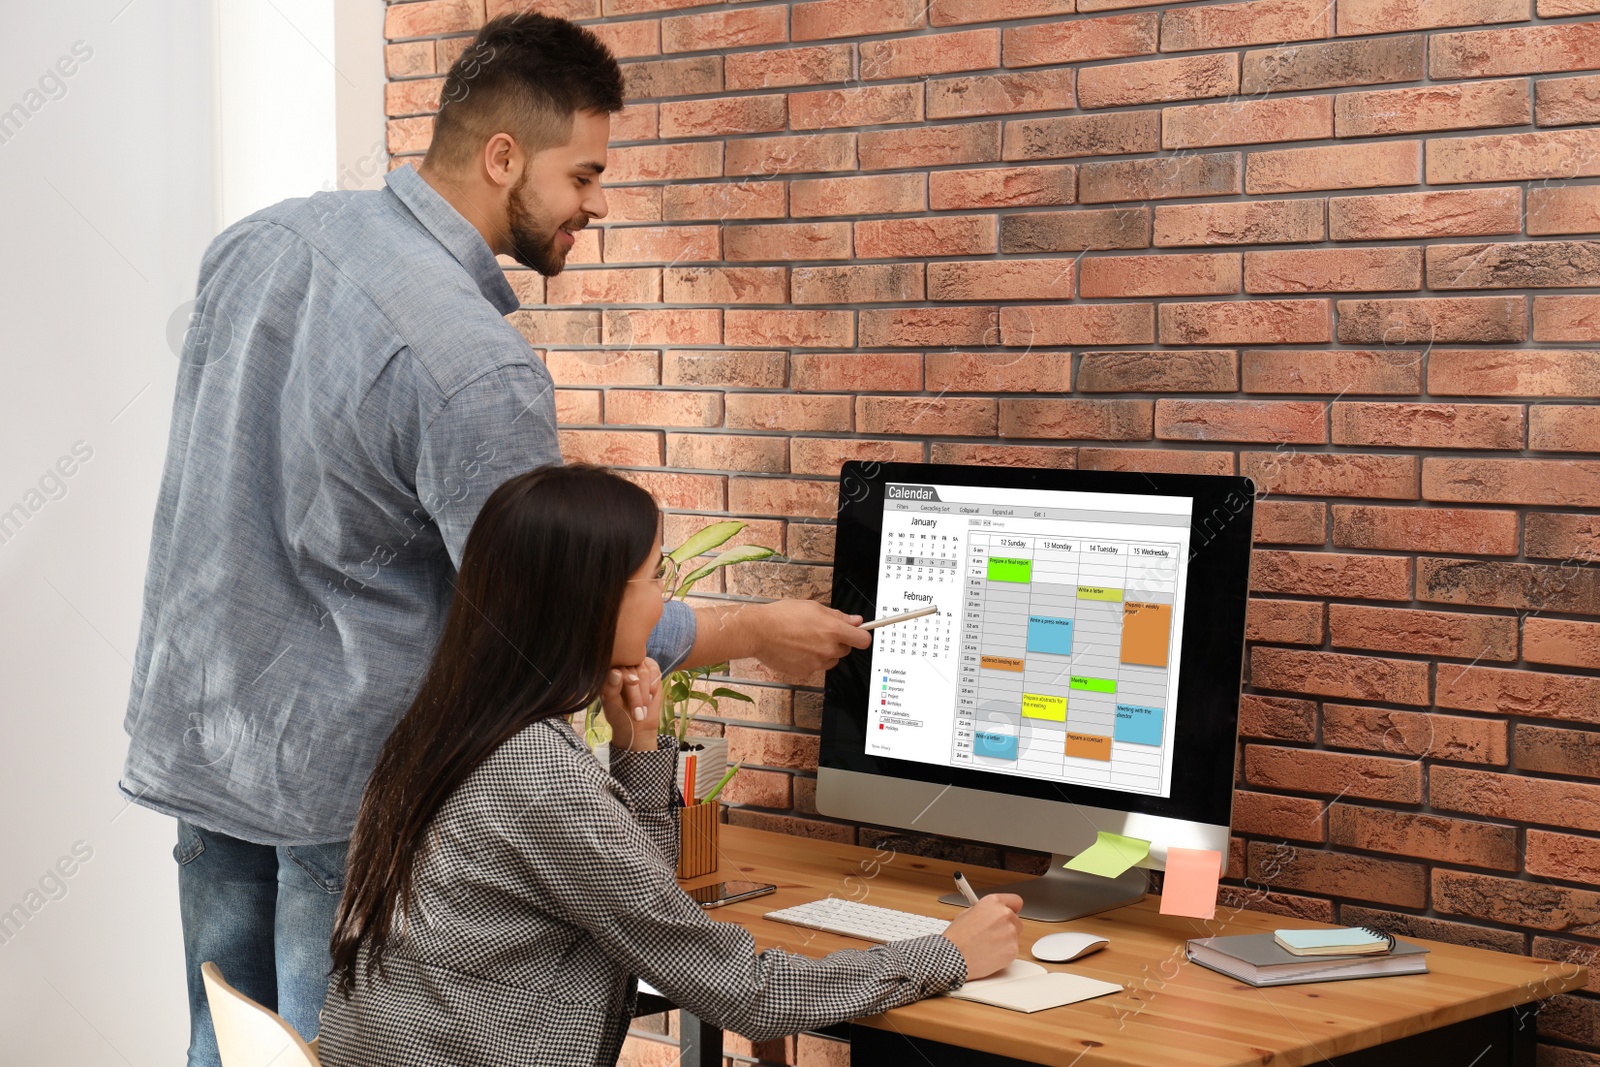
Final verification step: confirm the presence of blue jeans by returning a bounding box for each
[175,819,348,1067]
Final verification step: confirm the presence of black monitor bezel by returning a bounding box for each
[820,461,1253,829]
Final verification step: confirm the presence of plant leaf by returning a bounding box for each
[668,521,747,566]
[678,544,777,591]
[709,687,754,703]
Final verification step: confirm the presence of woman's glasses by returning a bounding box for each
[628,552,680,602]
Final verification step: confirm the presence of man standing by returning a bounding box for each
[121,14,868,1065]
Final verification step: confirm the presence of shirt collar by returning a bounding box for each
[385,163,520,316]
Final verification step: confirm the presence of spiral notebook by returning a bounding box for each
[946,960,1123,1013]
[1187,933,1428,987]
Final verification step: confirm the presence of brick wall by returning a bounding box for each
[383,0,1600,1062]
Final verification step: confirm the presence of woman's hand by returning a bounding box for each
[939,893,1024,980]
[601,657,664,752]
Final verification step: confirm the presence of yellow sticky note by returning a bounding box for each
[1159,847,1222,920]
[1063,831,1150,878]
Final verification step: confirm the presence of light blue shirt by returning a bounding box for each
[121,164,695,844]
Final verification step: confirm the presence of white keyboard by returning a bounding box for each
[764,897,950,943]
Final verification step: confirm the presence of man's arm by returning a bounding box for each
[682,600,871,679]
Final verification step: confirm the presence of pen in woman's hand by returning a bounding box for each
[953,871,981,907]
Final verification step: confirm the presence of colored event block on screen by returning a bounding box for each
[987,557,1033,582]
[974,730,1018,760]
[1078,585,1123,601]
[981,655,1025,672]
[1069,675,1116,693]
[1026,616,1073,655]
[1114,703,1164,746]
[1121,601,1172,667]
[1021,693,1067,721]
[1065,732,1112,761]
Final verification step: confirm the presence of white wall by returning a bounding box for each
[0,2,383,1062]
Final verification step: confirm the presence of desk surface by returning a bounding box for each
[685,825,1587,1067]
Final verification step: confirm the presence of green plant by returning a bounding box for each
[584,521,775,750]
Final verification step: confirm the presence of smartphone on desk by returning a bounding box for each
[687,880,776,909]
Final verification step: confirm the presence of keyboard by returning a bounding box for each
[764,897,951,944]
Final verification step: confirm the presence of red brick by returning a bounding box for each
[1332,504,1519,555]
[930,167,1075,212]
[1002,112,1161,162]
[385,76,444,117]
[1000,304,1154,346]
[610,103,658,142]
[860,29,999,80]
[621,56,723,101]
[1250,549,1412,600]
[718,765,793,807]
[724,309,853,348]
[1529,831,1600,885]
[602,308,720,346]
[725,45,854,91]
[724,394,852,433]
[1329,805,1518,868]
[1246,597,1325,645]
[1433,767,1600,833]
[603,225,720,265]
[1328,187,1521,241]
[1078,350,1237,393]
[932,0,1072,23]
[434,36,475,71]
[860,306,998,347]
[1156,399,1324,444]
[1251,647,1431,705]
[1079,152,1241,203]
[790,84,923,130]
[1247,248,1422,294]
[1424,457,1600,507]
[387,116,433,155]
[603,0,696,14]
[1541,0,1600,11]
[555,389,601,424]
[1082,253,1240,298]
[1537,73,1600,127]
[724,133,855,176]
[1529,187,1600,237]
[545,349,660,387]
[1518,724,1600,778]
[1079,448,1236,475]
[1238,694,1317,741]
[1531,937,1600,997]
[1330,604,1518,662]
[925,352,1073,393]
[660,181,784,221]
[725,808,852,842]
[999,399,1154,440]
[1525,618,1600,670]
[1163,95,1332,150]
[1003,208,1149,253]
[509,309,602,346]
[1427,128,1600,184]
[725,724,820,771]
[545,268,659,306]
[1233,790,1326,842]
[1247,141,1420,195]
[1427,348,1600,396]
[1246,745,1422,803]
[1002,14,1158,68]
[929,442,1076,468]
[665,433,787,474]
[1331,402,1525,450]
[661,8,786,53]
[1525,512,1600,562]
[1242,451,1420,499]
[791,0,924,42]
[558,428,662,467]
[1242,35,1425,94]
[601,187,663,224]
[927,70,1077,120]
[1160,299,1330,345]
[1242,350,1418,395]
[1336,297,1526,344]
[790,437,924,477]
[1436,664,1600,725]
[790,174,925,218]
[1418,557,1600,615]
[792,264,923,304]
[1335,0,1529,35]
[606,142,721,183]
[658,95,785,138]
[928,259,1075,301]
[1434,869,1600,935]
[385,41,435,79]
[588,19,659,59]
[858,396,998,436]
[1430,22,1600,79]
[724,223,851,262]
[1530,405,1600,453]
[1163,0,1330,51]
[605,389,722,428]
[384,0,482,40]
[785,523,835,565]
[1253,500,1327,544]
[858,122,1001,170]
[1338,80,1530,139]
[1154,200,1323,247]
[855,216,997,258]
[1325,704,1509,767]
[1429,240,1600,290]
[790,352,922,392]
[663,266,788,305]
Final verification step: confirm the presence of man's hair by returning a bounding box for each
[424,12,624,173]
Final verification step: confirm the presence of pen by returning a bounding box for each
[953,871,981,907]
[860,605,939,631]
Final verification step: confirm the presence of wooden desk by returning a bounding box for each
[641,825,1587,1067]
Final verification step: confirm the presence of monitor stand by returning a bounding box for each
[936,857,1148,922]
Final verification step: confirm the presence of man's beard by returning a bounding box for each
[506,171,583,277]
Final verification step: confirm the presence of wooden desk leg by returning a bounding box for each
[679,1010,723,1067]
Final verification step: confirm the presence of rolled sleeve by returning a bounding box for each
[646,600,697,675]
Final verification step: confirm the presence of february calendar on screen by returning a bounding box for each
[866,482,1194,799]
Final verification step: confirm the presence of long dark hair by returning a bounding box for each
[329,463,659,995]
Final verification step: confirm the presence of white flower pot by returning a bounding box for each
[676,736,729,803]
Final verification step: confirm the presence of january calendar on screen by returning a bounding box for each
[866,481,1194,799]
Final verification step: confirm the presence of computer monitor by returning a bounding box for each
[818,462,1254,921]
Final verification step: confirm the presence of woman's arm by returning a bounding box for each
[606,735,680,866]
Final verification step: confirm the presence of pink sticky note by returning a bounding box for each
[1159,847,1222,920]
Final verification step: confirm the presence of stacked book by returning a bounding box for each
[1186,927,1429,987]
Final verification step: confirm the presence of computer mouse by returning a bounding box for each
[1031,931,1110,962]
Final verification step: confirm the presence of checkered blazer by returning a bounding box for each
[316,716,968,1067]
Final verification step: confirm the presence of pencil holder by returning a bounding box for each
[677,800,720,880]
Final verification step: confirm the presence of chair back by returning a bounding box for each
[200,961,321,1067]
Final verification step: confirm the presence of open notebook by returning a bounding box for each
[945,959,1123,1014]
